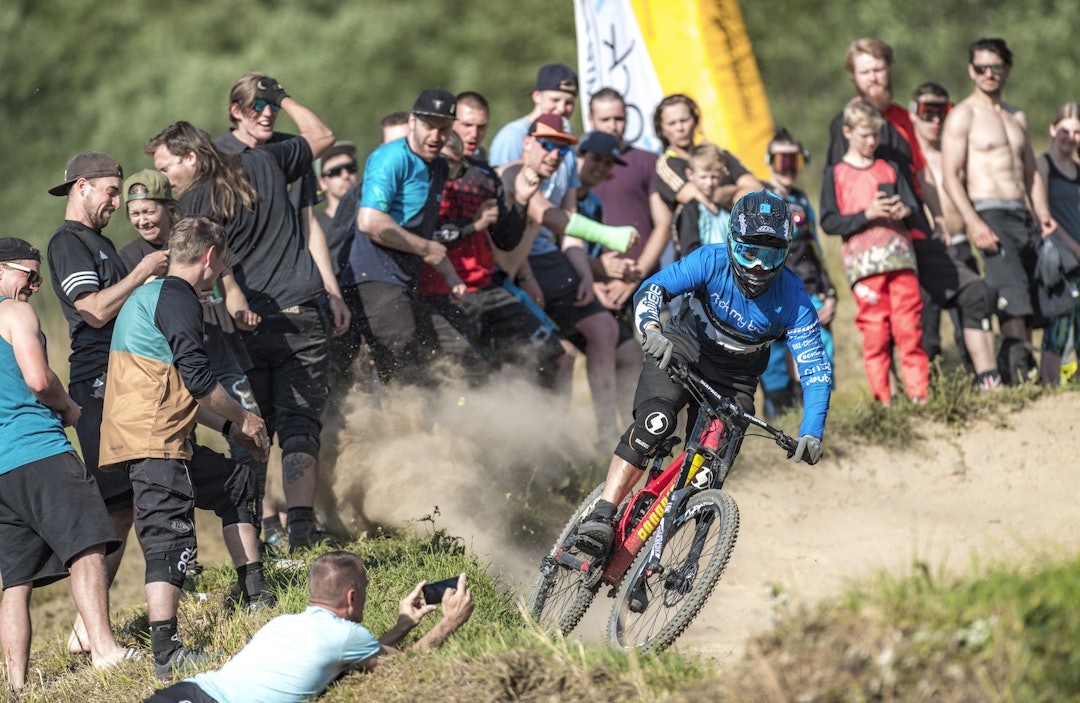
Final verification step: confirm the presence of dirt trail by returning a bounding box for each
[509,393,1080,663]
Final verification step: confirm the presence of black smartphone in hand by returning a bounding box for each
[878,182,896,197]
[421,576,459,604]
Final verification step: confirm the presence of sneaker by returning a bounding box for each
[153,646,217,681]
[575,500,616,557]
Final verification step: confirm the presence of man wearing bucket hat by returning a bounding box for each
[46,152,170,654]
[0,236,139,691]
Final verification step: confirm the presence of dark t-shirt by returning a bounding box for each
[47,220,130,382]
[119,236,252,374]
[181,138,324,315]
[216,130,322,215]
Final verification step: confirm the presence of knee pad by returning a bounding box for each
[280,431,320,459]
[145,547,197,588]
[615,398,678,468]
[955,282,992,329]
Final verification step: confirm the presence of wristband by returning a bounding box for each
[564,213,635,253]
[221,420,233,438]
[517,273,535,283]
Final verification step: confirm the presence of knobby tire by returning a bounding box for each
[607,489,739,652]
[528,483,604,635]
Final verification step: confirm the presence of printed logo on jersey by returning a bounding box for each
[796,348,824,365]
[644,412,669,435]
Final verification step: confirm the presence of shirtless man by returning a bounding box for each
[942,38,1057,383]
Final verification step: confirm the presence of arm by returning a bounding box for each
[72,250,169,328]
[1022,126,1057,238]
[194,384,269,462]
[7,303,80,426]
[304,207,350,335]
[279,95,335,160]
[562,237,595,305]
[357,207,447,265]
[941,105,998,252]
[221,268,260,331]
[818,168,870,237]
[715,172,764,210]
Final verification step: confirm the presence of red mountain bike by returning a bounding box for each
[529,359,807,652]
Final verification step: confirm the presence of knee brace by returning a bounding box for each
[615,398,678,468]
[281,431,320,460]
[145,547,197,588]
[956,281,992,329]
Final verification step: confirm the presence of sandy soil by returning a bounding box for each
[529,392,1080,664]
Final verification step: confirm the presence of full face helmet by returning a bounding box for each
[727,191,794,298]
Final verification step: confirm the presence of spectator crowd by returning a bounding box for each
[2,33,1077,702]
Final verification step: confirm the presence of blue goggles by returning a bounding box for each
[537,138,572,156]
[730,240,788,271]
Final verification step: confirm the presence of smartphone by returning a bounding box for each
[421,576,459,604]
[878,182,896,197]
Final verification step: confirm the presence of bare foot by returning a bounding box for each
[67,626,90,655]
[92,645,141,670]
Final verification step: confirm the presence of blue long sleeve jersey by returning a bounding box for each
[634,245,831,439]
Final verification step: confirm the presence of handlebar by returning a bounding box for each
[667,359,801,458]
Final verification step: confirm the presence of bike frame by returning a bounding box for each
[552,361,797,588]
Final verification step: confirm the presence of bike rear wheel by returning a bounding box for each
[607,489,739,652]
[528,483,604,635]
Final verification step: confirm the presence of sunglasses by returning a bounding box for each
[915,100,951,122]
[972,63,1006,76]
[322,163,358,178]
[770,152,804,174]
[536,138,572,157]
[251,99,281,114]
[730,240,788,271]
[4,262,42,288]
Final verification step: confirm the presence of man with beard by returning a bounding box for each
[826,37,1002,391]
[339,89,479,386]
[46,151,169,653]
[942,38,1058,384]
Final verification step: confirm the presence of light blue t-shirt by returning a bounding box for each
[190,606,381,703]
[0,296,73,475]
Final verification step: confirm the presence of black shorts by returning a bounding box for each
[70,376,133,513]
[422,285,564,377]
[130,445,255,558]
[529,251,610,330]
[0,451,121,589]
[977,207,1040,320]
[143,681,218,703]
[350,280,430,385]
[242,297,329,457]
[913,236,982,307]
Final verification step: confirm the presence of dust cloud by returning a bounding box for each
[313,373,603,582]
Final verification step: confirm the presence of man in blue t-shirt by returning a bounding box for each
[144,551,474,703]
[340,89,475,386]
[0,237,135,692]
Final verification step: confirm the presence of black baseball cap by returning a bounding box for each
[49,151,123,196]
[579,132,627,166]
[0,237,41,263]
[535,63,578,95]
[412,89,457,119]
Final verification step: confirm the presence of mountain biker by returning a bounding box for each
[576,190,832,557]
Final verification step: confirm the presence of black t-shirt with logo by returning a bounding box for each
[47,220,130,382]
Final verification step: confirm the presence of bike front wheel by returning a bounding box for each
[607,489,739,652]
[528,483,604,635]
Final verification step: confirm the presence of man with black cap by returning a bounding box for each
[0,237,137,691]
[489,63,580,167]
[46,151,170,650]
[339,88,482,385]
